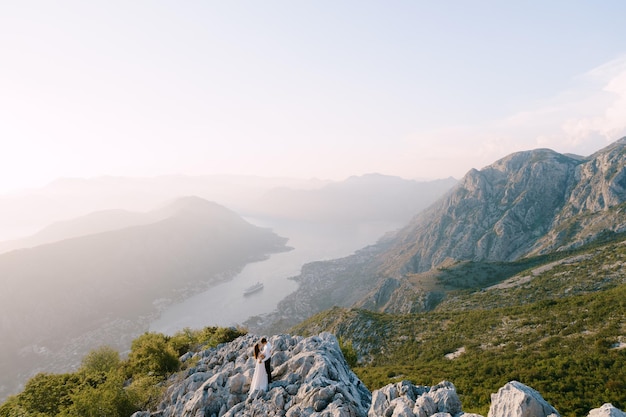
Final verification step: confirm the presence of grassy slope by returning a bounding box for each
[292,237,626,416]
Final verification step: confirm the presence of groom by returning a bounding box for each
[261,337,272,383]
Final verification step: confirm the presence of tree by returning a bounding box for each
[80,345,121,375]
[60,371,136,417]
[127,332,180,377]
[16,373,80,415]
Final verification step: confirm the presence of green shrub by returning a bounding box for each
[338,337,358,367]
[126,374,164,411]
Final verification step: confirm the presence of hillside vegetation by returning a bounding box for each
[292,235,626,416]
[0,326,246,417]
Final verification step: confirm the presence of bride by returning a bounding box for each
[249,342,268,393]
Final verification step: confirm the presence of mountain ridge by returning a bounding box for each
[382,138,625,276]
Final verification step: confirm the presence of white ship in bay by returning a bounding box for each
[243,282,264,296]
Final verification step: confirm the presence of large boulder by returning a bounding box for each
[487,381,560,417]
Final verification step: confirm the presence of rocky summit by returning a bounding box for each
[130,333,624,417]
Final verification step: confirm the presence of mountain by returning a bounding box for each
[0,196,290,401]
[0,174,329,241]
[380,138,626,277]
[252,173,457,224]
[0,174,454,253]
[249,138,626,332]
[0,209,162,254]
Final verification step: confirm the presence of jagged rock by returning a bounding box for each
[487,381,560,417]
[588,403,626,417]
[414,394,437,417]
[131,332,371,417]
[367,380,464,417]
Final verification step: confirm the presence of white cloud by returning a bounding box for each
[561,56,626,143]
[403,56,626,179]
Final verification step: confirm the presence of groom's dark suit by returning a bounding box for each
[262,341,272,383]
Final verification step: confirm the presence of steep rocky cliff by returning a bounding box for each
[380,138,626,276]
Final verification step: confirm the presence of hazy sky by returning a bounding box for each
[2,1,626,193]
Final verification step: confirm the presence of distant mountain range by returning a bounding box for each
[0,197,289,400]
[252,173,457,224]
[0,174,455,243]
[0,175,328,242]
[0,209,161,254]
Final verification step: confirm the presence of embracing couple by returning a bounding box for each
[249,337,272,393]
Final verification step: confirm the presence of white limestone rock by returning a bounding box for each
[487,381,560,417]
[428,381,462,416]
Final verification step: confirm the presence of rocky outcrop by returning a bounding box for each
[367,380,464,417]
[130,333,624,417]
[131,333,371,417]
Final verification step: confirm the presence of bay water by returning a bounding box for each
[149,218,398,334]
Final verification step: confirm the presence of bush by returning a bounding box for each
[198,326,247,348]
[126,374,165,411]
[339,337,358,367]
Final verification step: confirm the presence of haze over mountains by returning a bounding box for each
[0,174,455,401]
[0,175,328,242]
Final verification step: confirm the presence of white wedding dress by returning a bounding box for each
[249,359,268,393]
